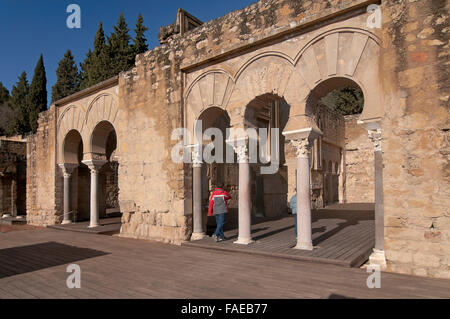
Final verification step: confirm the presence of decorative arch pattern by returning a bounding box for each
[57,105,86,163]
[57,92,119,163]
[184,27,382,132]
[185,70,234,138]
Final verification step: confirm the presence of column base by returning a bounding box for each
[234,237,255,245]
[294,242,314,251]
[62,220,72,225]
[88,224,100,228]
[2,214,12,219]
[368,248,387,270]
[191,232,206,241]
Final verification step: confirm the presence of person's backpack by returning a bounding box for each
[213,196,227,214]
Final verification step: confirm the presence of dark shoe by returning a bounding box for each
[217,237,224,242]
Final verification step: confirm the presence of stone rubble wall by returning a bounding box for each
[380,0,449,279]
[344,114,374,203]
[0,139,27,216]
[26,107,60,226]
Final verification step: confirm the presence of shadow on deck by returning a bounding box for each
[183,203,375,268]
[0,242,109,279]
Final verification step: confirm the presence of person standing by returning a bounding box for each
[289,192,298,238]
[208,183,231,242]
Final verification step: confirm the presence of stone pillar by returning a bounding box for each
[191,145,205,240]
[82,160,106,228]
[368,126,387,269]
[283,127,322,251]
[10,177,17,217]
[0,177,3,216]
[59,164,78,224]
[291,138,314,250]
[234,142,253,245]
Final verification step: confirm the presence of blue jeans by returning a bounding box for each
[214,213,226,239]
[294,214,298,238]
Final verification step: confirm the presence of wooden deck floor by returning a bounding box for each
[184,204,375,267]
[0,226,449,299]
[47,217,122,235]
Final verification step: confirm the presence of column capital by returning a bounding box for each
[81,159,106,174]
[234,143,249,163]
[368,128,382,152]
[226,137,249,163]
[58,163,78,177]
[289,138,312,158]
[191,144,203,167]
[358,118,383,152]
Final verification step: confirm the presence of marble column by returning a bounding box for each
[59,163,78,224]
[191,146,206,240]
[234,142,253,245]
[82,160,106,228]
[368,127,387,269]
[291,138,314,250]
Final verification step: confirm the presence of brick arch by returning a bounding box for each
[57,105,87,164]
[185,70,234,139]
[83,93,119,154]
[284,27,383,130]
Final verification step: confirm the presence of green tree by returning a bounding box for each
[0,82,10,106]
[320,86,364,115]
[109,13,134,75]
[52,50,80,103]
[28,54,48,132]
[80,22,112,88]
[10,72,30,135]
[133,13,148,56]
[0,82,13,136]
[79,49,93,90]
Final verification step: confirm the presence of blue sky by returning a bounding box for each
[0,0,255,105]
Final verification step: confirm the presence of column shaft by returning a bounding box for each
[296,154,313,250]
[235,160,253,244]
[374,149,384,251]
[62,174,72,224]
[11,178,17,217]
[89,169,99,228]
[191,164,205,240]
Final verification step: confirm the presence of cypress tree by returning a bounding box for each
[109,13,134,75]
[0,82,13,136]
[79,49,93,90]
[80,22,112,88]
[28,54,48,132]
[52,50,80,103]
[0,82,10,106]
[133,13,148,56]
[10,72,30,135]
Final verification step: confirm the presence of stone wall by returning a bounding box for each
[380,0,449,279]
[117,39,189,245]
[0,139,27,216]
[26,107,60,226]
[344,114,374,203]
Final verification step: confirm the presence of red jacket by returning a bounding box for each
[208,188,231,216]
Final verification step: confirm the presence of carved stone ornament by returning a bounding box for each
[234,143,249,163]
[368,128,382,152]
[192,145,203,167]
[290,138,311,158]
